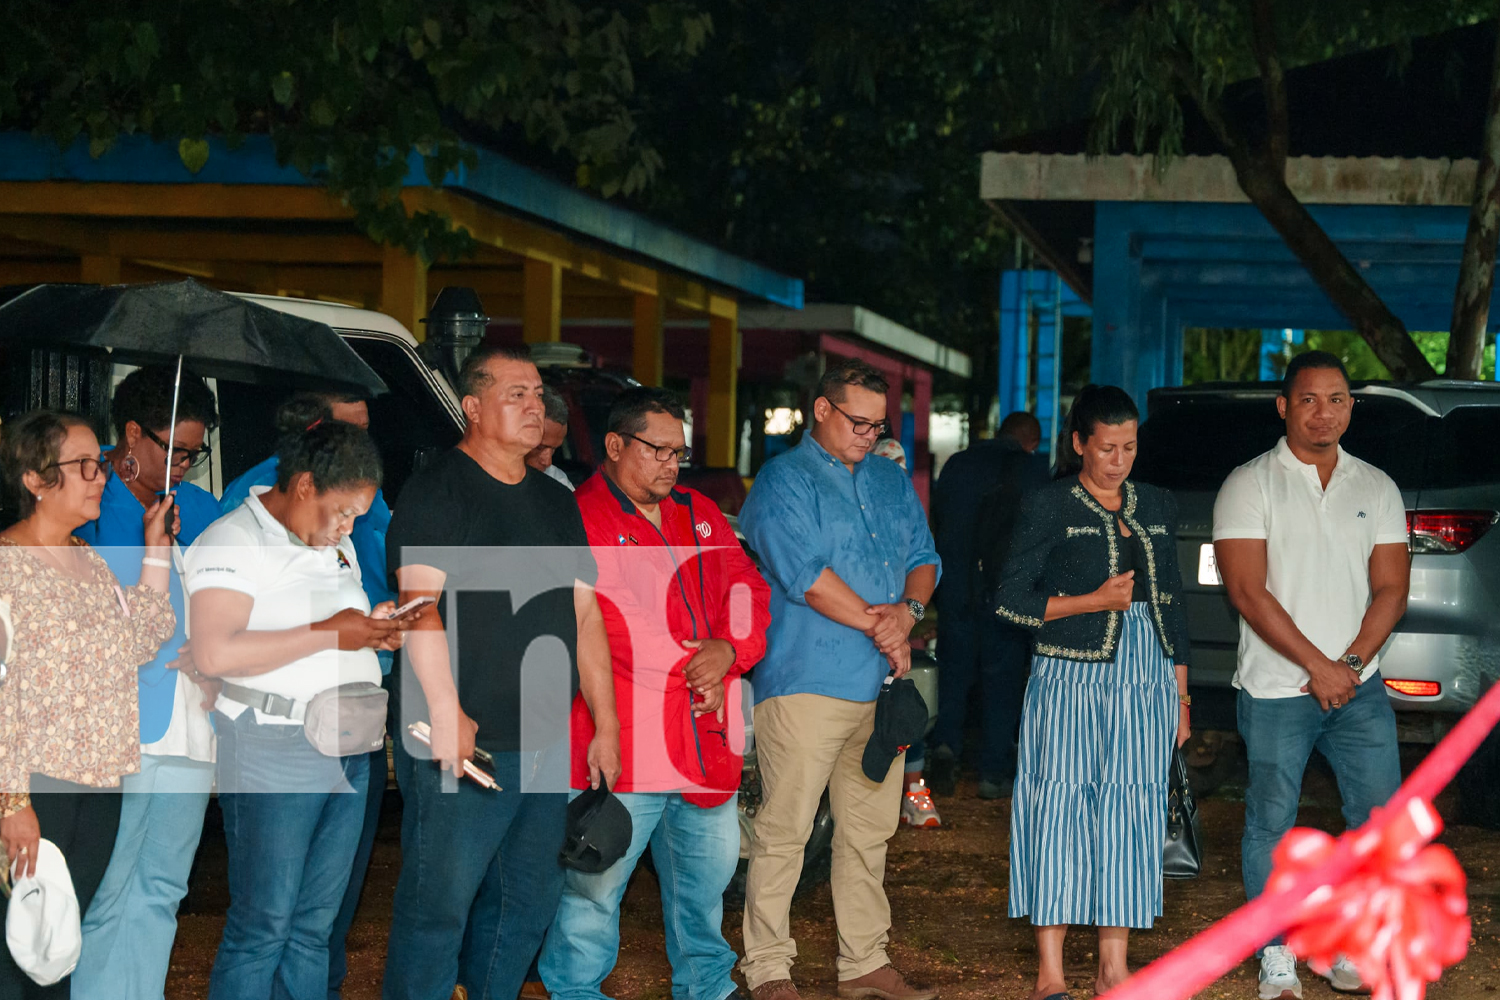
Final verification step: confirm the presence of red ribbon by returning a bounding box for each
[1269,797,1469,1000]
[1100,676,1500,1000]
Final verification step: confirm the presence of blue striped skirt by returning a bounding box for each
[1008,602,1177,929]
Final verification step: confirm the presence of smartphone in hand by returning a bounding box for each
[385,596,436,622]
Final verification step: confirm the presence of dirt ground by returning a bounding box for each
[164,738,1500,1000]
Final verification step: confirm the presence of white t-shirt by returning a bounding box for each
[1212,437,1408,699]
[542,464,574,491]
[183,486,381,725]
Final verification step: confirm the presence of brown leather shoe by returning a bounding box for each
[751,979,802,1000]
[518,980,550,1000]
[837,965,938,1000]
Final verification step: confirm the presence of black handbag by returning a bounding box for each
[1163,749,1203,880]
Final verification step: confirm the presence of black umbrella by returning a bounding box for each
[0,279,387,397]
[0,278,389,496]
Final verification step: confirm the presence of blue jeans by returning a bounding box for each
[931,613,1031,781]
[326,744,387,1000]
[540,793,739,1000]
[1238,672,1401,944]
[74,753,214,1000]
[382,740,567,1000]
[209,712,370,1000]
[328,670,395,999]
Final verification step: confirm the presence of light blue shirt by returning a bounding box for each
[739,434,939,704]
[221,454,395,673]
[75,465,222,743]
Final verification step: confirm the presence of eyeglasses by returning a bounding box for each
[826,399,888,437]
[624,433,691,464]
[142,426,213,468]
[45,456,113,482]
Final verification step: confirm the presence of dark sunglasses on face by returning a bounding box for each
[141,426,213,468]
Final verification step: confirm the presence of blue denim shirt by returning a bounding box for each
[221,454,395,673]
[740,435,940,704]
[75,467,222,743]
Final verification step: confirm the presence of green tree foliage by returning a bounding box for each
[0,0,712,260]
[630,0,1061,427]
[1059,0,1494,379]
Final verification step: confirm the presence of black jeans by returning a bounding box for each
[931,612,1032,782]
[0,776,122,1000]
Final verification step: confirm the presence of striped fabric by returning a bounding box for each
[1008,602,1178,929]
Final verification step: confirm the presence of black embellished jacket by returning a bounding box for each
[993,476,1192,665]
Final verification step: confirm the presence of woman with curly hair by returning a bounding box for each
[0,409,177,999]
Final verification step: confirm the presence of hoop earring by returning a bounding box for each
[118,449,140,484]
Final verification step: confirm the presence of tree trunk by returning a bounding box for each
[1177,24,1439,383]
[1448,18,1500,380]
[1226,150,1438,380]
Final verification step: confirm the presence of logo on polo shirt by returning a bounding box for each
[696,521,712,539]
[1357,511,1367,518]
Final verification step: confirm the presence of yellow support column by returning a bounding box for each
[380,246,429,341]
[706,297,739,468]
[632,292,665,386]
[79,255,121,285]
[522,258,562,343]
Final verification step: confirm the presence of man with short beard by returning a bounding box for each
[738,358,940,1000]
[1214,351,1409,1000]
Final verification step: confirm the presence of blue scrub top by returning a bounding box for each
[75,464,223,744]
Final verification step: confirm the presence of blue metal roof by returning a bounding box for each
[0,131,804,308]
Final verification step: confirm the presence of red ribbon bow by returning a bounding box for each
[1267,797,1470,1000]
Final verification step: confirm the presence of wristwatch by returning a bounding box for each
[1341,653,1364,672]
[905,598,926,623]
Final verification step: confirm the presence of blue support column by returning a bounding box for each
[1259,329,1305,378]
[999,269,1091,455]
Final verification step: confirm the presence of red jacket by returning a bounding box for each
[571,471,771,806]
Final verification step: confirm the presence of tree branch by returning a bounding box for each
[1448,17,1500,379]
[1249,0,1288,173]
[1174,52,1436,381]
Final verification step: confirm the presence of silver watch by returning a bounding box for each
[1341,653,1364,672]
[905,598,926,623]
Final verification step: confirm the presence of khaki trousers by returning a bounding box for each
[740,693,905,988]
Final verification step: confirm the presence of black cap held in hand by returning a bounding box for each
[862,675,930,782]
[560,776,633,874]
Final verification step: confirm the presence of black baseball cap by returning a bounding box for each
[560,777,633,873]
[862,675,930,782]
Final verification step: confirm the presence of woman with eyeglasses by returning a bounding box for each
[0,409,178,999]
[69,364,223,1000]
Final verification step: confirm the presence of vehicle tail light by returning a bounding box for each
[1406,510,1497,554]
[1384,678,1441,698]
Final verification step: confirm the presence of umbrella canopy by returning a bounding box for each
[0,279,387,397]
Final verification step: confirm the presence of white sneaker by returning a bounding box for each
[1315,956,1368,994]
[1258,946,1302,1000]
[900,781,942,828]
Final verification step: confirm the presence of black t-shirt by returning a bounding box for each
[386,448,596,755]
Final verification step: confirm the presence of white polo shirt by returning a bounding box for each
[1212,437,1407,699]
[183,486,381,724]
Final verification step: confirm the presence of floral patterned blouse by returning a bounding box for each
[0,537,175,816]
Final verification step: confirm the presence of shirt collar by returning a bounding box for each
[601,470,688,518]
[244,485,297,545]
[1273,436,1347,480]
[802,433,863,475]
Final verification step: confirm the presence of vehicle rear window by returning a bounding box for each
[1134,395,1428,491]
[1427,407,1500,488]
